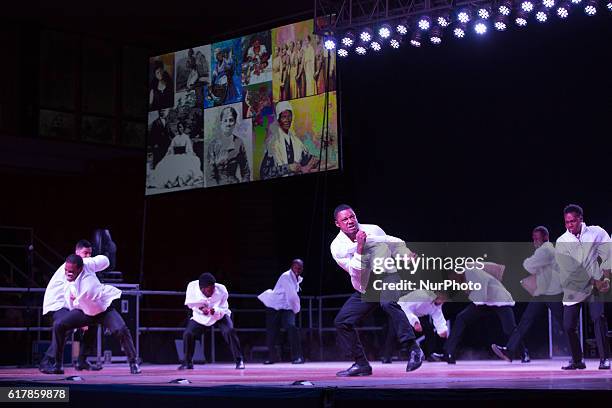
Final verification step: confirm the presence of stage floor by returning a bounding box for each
[1,360,611,390]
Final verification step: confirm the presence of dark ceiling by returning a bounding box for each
[7,0,315,52]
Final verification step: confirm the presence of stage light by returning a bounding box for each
[607,0,612,10]
[396,19,409,35]
[324,36,337,50]
[341,32,355,47]
[521,0,535,12]
[418,15,432,30]
[359,28,373,42]
[430,26,443,44]
[494,15,509,30]
[477,6,492,19]
[453,23,467,38]
[536,7,550,21]
[355,45,367,55]
[370,40,382,51]
[498,0,513,15]
[556,1,570,17]
[337,48,349,57]
[410,31,422,47]
[474,20,488,34]
[437,12,452,27]
[571,0,582,4]
[457,8,472,23]
[543,0,555,7]
[515,10,529,25]
[584,0,597,14]
[378,24,392,39]
[389,36,402,48]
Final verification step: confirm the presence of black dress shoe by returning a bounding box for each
[39,358,55,373]
[427,353,443,362]
[263,360,275,365]
[381,357,392,364]
[443,353,456,364]
[178,362,194,370]
[336,363,372,377]
[562,360,586,370]
[40,365,64,375]
[236,358,245,369]
[521,349,531,364]
[76,360,103,371]
[406,345,423,372]
[599,358,610,370]
[491,344,512,362]
[130,362,142,374]
[291,357,305,364]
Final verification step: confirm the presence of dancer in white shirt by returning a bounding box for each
[382,290,449,363]
[443,264,522,364]
[555,204,610,370]
[258,259,304,364]
[40,240,108,372]
[179,273,245,370]
[41,254,141,374]
[492,226,563,363]
[330,204,422,377]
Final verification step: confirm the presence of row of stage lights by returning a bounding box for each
[322,0,612,56]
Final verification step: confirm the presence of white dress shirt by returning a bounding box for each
[185,281,231,326]
[42,255,110,315]
[258,270,303,314]
[523,242,563,296]
[330,223,405,293]
[555,223,611,305]
[465,268,515,307]
[64,266,121,316]
[398,290,448,334]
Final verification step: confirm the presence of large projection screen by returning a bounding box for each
[145,18,338,195]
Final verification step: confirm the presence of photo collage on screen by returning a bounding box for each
[145,19,338,196]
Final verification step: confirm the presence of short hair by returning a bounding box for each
[199,273,216,288]
[333,204,353,221]
[563,204,583,218]
[220,106,238,121]
[533,226,549,238]
[66,254,84,269]
[75,240,92,250]
[291,258,304,266]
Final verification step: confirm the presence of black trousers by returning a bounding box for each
[563,295,610,362]
[43,308,97,363]
[506,297,564,356]
[444,304,518,356]
[334,292,415,366]
[52,308,137,366]
[382,315,441,359]
[265,308,303,361]
[183,315,243,363]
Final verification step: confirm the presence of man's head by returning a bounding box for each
[334,204,359,236]
[75,240,93,258]
[433,291,449,306]
[532,226,549,248]
[276,101,293,133]
[563,204,584,236]
[290,259,304,277]
[65,254,84,282]
[199,273,216,298]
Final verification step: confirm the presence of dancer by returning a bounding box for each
[41,254,141,374]
[179,273,245,370]
[40,240,107,372]
[330,204,422,376]
[492,226,563,362]
[443,263,524,364]
[382,290,449,363]
[555,204,610,370]
[258,259,305,364]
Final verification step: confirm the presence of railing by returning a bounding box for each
[0,286,376,364]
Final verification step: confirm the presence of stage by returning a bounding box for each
[1,360,611,407]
